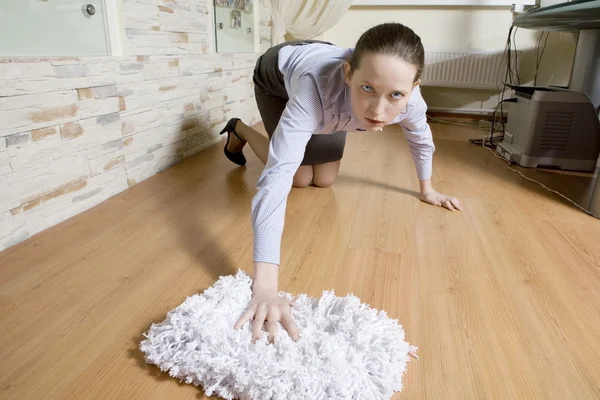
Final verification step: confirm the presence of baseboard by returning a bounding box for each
[427,107,507,122]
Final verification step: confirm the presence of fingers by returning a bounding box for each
[424,194,442,207]
[252,304,267,343]
[423,189,463,211]
[266,314,279,344]
[234,304,257,330]
[452,197,464,211]
[442,197,464,211]
[444,200,455,211]
[281,313,300,342]
[236,298,301,344]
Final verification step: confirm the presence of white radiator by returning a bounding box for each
[421,49,519,90]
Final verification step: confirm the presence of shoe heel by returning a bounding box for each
[220,118,242,140]
[221,117,246,166]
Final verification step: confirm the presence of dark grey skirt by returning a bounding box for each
[252,40,347,166]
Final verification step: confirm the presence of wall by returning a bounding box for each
[322,5,577,113]
[0,0,272,252]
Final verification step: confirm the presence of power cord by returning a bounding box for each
[467,9,598,219]
[468,98,518,148]
[476,21,521,149]
[534,31,550,86]
[500,22,520,87]
[511,25,521,84]
[477,140,600,219]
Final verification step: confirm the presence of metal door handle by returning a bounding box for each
[85,4,95,16]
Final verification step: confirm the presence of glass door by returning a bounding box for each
[0,0,110,56]
[214,0,255,53]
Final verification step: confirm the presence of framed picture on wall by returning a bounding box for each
[243,0,252,12]
[215,0,252,11]
[231,10,241,29]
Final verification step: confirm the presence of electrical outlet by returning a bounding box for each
[511,4,537,13]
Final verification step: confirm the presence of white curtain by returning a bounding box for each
[270,0,354,45]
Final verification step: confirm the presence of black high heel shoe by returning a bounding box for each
[219,117,246,166]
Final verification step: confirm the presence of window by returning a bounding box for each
[213,0,258,53]
[0,0,126,57]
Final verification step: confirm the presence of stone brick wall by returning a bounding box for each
[0,0,272,251]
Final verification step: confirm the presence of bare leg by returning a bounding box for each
[227,121,270,165]
[312,161,341,188]
[293,166,313,188]
[227,120,315,187]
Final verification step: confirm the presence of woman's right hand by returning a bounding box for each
[234,262,300,343]
[234,288,299,343]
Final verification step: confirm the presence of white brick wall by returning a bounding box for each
[0,91,81,136]
[0,0,272,252]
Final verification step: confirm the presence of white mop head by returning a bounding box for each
[140,270,417,399]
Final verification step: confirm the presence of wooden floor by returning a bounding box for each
[1,122,600,400]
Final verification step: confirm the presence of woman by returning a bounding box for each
[220,23,463,343]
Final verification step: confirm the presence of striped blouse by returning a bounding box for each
[251,43,435,265]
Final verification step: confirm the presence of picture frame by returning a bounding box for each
[215,0,252,11]
[230,10,241,29]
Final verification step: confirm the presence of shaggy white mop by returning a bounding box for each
[140,270,417,400]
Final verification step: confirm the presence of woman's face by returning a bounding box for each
[344,52,419,131]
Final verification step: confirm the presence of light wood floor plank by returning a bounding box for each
[1,122,599,399]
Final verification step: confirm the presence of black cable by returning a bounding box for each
[469,98,518,148]
[506,24,515,84]
[504,23,521,85]
[534,32,541,85]
[471,18,528,148]
[498,22,515,86]
[499,25,513,140]
[472,21,518,149]
[512,26,520,84]
[534,31,549,86]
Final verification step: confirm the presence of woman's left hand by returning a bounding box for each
[420,189,463,211]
